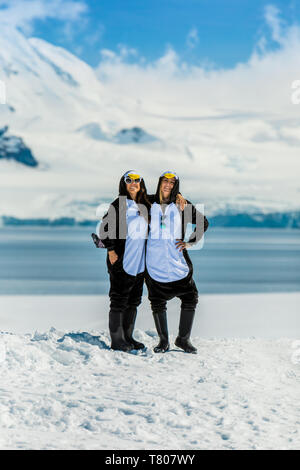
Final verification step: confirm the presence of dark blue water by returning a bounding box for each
[0,227,299,295]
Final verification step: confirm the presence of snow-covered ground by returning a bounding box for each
[0,294,299,450]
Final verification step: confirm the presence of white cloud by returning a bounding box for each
[100,48,118,61]
[96,5,300,115]
[264,4,285,44]
[117,44,138,59]
[0,0,88,34]
[86,25,105,46]
[186,27,199,49]
[99,44,139,66]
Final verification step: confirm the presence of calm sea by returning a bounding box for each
[0,226,299,295]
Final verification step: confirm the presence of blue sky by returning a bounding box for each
[12,0,298,69]
[27,0,300,68]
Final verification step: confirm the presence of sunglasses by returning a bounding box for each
[125,177,141,184]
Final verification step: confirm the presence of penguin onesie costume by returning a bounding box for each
[145,171,209,354]
[98,170,150,352]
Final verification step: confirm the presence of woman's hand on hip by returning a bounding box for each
[108,250,118,265]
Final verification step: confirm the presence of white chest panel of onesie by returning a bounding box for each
[146,202,189,282]
[123,199,148,276]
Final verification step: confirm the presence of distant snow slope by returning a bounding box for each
[0,24,300,222]
[1,293,300,339]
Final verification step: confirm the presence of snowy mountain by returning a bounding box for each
[77,123,158,144]
[113,127,158,144]
[0,24,299,225]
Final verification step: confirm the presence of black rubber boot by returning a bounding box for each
[153,310,169,353]
[175,308,197,354]
[123,308,145,350]
[109,311,134,352]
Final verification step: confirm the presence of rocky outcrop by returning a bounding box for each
[113,126,158,144]
[76,123,108,141]
[77,123,158,145]
[0,126,38,167]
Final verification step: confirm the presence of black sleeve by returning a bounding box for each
[99,205,117,251]
[99,198,125,252]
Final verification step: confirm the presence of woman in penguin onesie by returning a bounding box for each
[97,170,150,352]
[145,171,209,354]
